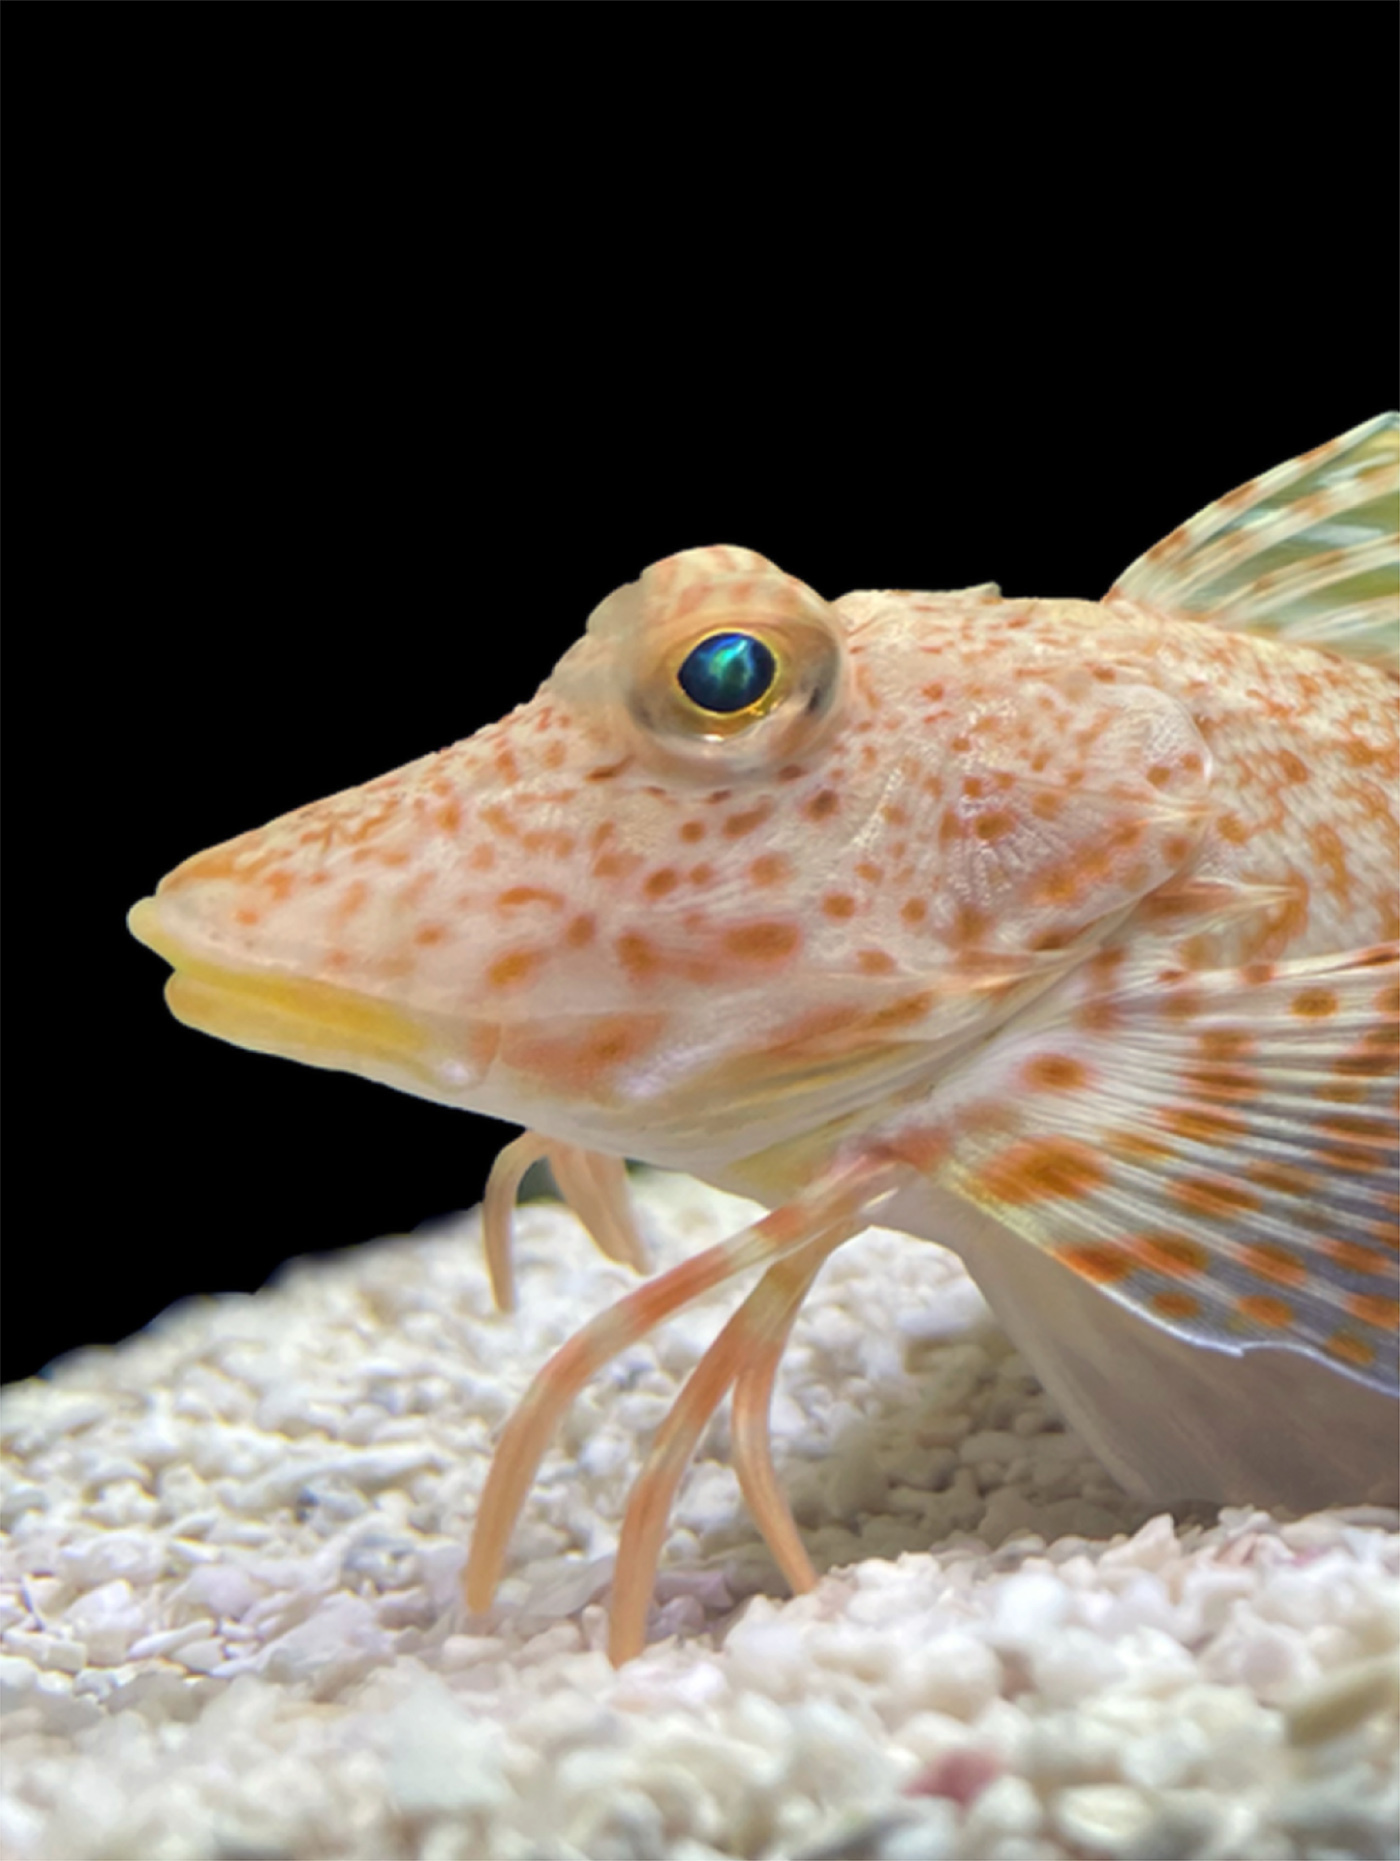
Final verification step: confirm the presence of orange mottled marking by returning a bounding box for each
[1170,1176,1261,1217]
[1325,1331,1376,1370]
[1150,1290,1202,1321]
[1022,1053,1089,1092]
[722,805,772,839]
[1239,1243,1306,1287]
[498,885,565,910]
[973,810,1015,842]
[1349,1293,1400,1330]
[502,1013,665,1094]
[1056,1242,1133,1283]
[1243,1153,1318,1198]
[856,949,898,976]
[616,932,662,979]
[1159,1103,1247,1145]
[1105,1128,1174,1164]
[981,1137,1106,1205]
[723,921,802,963]
[1133,1233,1208,1277]
[1236,1293,1295,1329]
[1292,986,1339,1018]
[749,853,791,887]
[486,950,545,991]
[643,869,680,899]
[1323,1237,1394,1277]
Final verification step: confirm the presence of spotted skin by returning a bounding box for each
[129,416,1400,1662]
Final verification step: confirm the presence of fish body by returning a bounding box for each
[130,416,1399,1661]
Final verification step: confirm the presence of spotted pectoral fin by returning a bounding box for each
[1109,413,1399,668]
[937,944,1399,1397]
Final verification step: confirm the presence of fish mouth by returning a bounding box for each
[126,895,476,1093]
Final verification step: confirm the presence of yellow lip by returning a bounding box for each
[127,894,440,1080]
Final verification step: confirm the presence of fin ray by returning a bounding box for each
[939,944,1399,1394]
[1109,413,1400,668]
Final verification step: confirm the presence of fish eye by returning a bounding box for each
[675,632,778,716]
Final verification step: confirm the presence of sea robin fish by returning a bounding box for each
[129,416,1400,1663]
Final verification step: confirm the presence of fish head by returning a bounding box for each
[129,545,1208,1175]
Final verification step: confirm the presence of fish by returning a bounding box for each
[128,413,1400,1664]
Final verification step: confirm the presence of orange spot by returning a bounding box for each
[435,798,463,834]
[856,949,898,976]
[615,932,661,979]
[1076,995,1119,1034]
[1236,1294,1294,1329]
[1240,1243,1305,1288]
[803,791,840,821]
[487,950,543,991]
[643,869,680,899]
[1022,1054,1089,1092]
[901,898,927,925]
[722,805,771,839]
[723,921,802,963]
[1171,1177,1261,1218]
[855,861,884,886]
[1133,1233,1208,1278]
[679,820,706,843]
[689,863,715,887]
[1159,1104,1246,1145]
[982,1138,1106,1206]
[1325,1331,1375,1370]
[1056,1242,1133,1283]
[750,853,791,887]
[951,904,987,947]
[822,893,857,920]
[1105,1129,1173,1164]
[1323,1237,1393,1277]
[503,1013,665,1095]
[973,810,1015,842]
[1348,1293,1400,1330]
[566,915,595,947]
[497,886,565,911]
[1150,1290,1201,1321]
[1292,987,1338,1018]
[414,923,447,947]
[1198,1028,1254,1063]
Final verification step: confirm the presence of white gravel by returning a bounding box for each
[2,1170,1396,1861]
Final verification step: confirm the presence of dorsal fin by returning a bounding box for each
[1109,413,1399,669]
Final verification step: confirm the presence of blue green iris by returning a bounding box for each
[676,632,777,715]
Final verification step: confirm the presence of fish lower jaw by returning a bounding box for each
[128,895,491,1100]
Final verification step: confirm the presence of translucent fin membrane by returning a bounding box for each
[1110,412,1399,668]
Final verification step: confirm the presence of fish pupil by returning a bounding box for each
[676,632,777,714]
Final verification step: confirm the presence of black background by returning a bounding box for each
[9,17,1397,1384]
